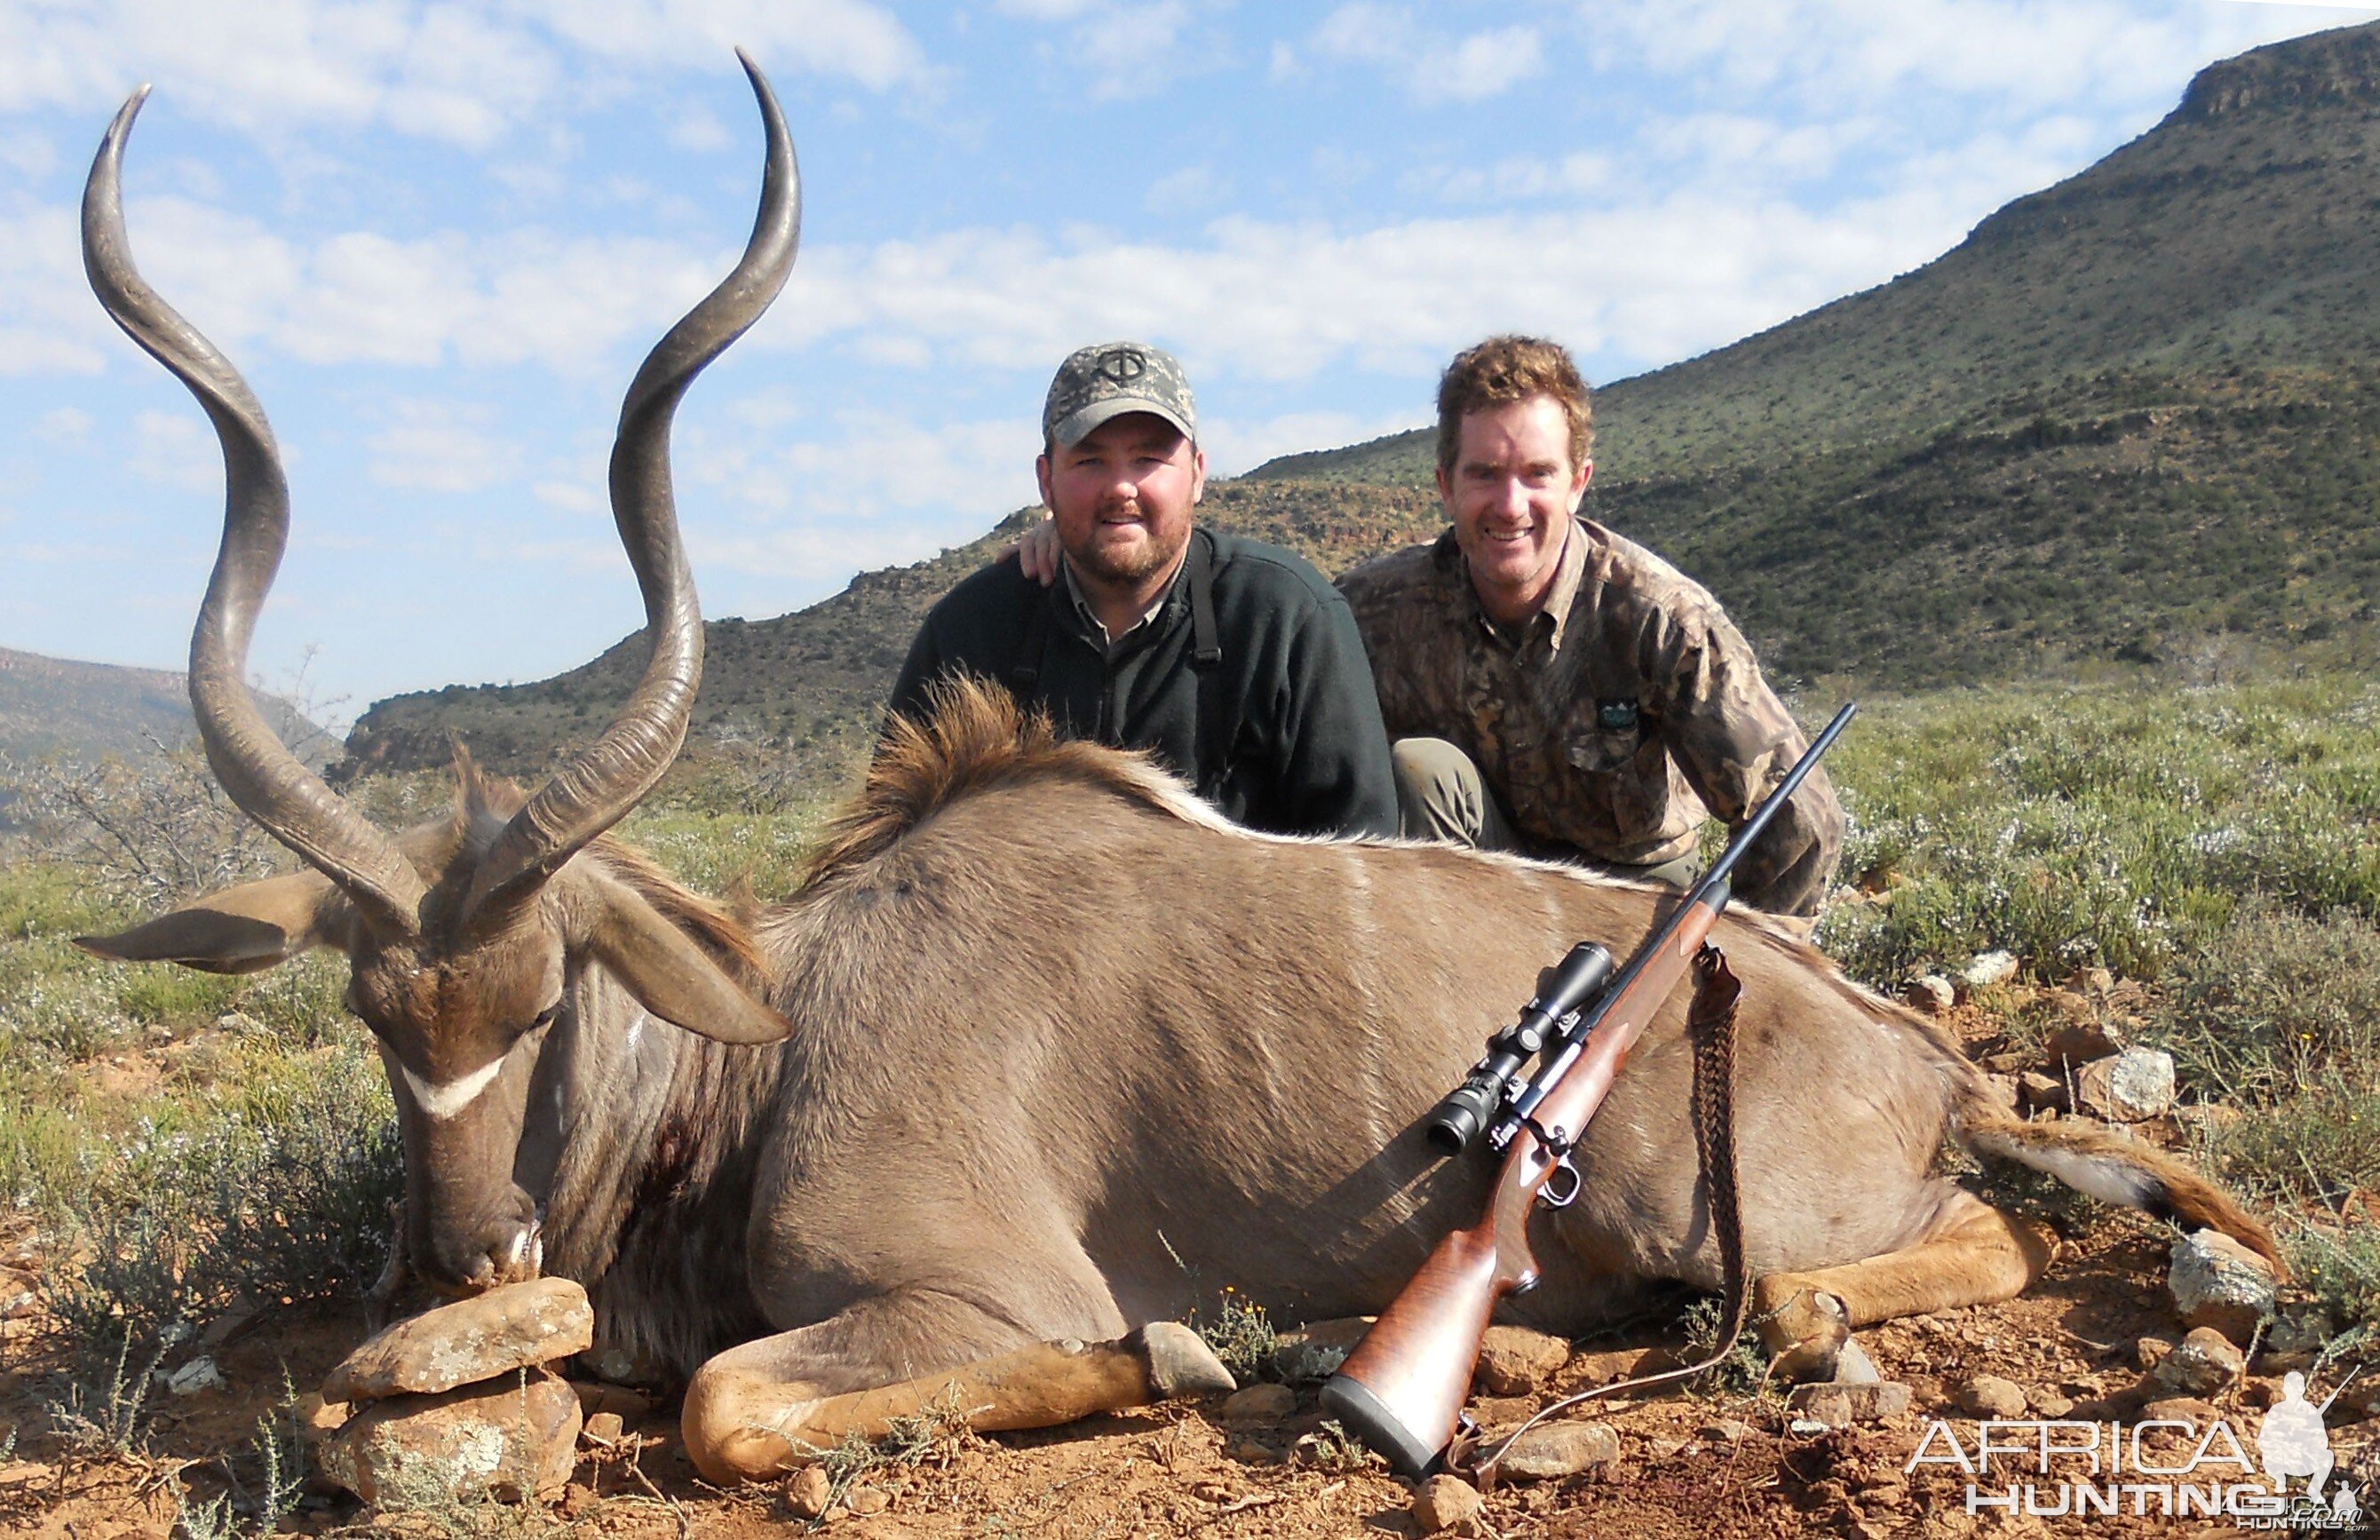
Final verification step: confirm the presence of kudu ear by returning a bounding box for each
[579,873,790,1046]
[75,871,351,974]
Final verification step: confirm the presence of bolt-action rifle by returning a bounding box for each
[1321,703,1858,1477]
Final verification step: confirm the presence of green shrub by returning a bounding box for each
[2148,901,2380,1102]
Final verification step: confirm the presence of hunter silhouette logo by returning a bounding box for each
[1905,1365,2368,1526]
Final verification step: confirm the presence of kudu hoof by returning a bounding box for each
[1133,1322,1237,1399]
[1764,1290,1853,1383]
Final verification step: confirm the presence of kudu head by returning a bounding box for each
[75,56,798,1295]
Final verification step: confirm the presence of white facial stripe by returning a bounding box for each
[399,1054,507,1121]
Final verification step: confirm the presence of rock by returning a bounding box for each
[846,1485,889,1516]
[1962,951,2019,990]
[2167,1229,2278,1343]
[1495,1421,1621,1480]
[315,1370,582,1505]
[581,1411,623,1446]
[1979,1074,2020,1114]
[1270,1317,1369,1382]
[2136,1336,2177,1371]
[1226,1438,1275,1464]
[1788,1382,1913,1429]
[1905,976,1956,1014]
[1220,1383,1296,1425]
[2017,1071,2067,1115]
[2032,1392,2075,1418]
[2042,1020,2121,1068]
[1475,1325,1569,1394]
[297,1393,351,1446]
[570,1381,655,1420]
[1412,1473,1483,1532]
[2071,966,2115,996]
[325,1278,594,1403]
[2073,1046,2175,1122]
[163,1356,225,1396]
[1956,1376,2027,1419]
[786,1465,833,1520]
[2154,1327,2247,1397]
[1701,1419,1757,1443]
[2139,1395,2219,1425]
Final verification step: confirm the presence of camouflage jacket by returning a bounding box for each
[1337,519,1844,915]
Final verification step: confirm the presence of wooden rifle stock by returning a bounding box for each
[1321,703,1854,1477]
[1320,895,1725,1475]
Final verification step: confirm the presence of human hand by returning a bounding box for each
[1004,512,1061,586]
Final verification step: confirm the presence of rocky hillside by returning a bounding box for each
[342,21,2380,781]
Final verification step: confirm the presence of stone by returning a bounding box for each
[2154,1327,2247,1397]
[2041,1020,2122,1068]
[1474,1325,1570,1395]
[2167,1229,2278,1343]
[2136,1336,2177,1371]
[163,1356,225,1396]
[1494,1421,1621,1480]
[297,1393,351,1446]
[1700,1419,1757,1443]
[571,1381,655,1420]
[1956,1376,2027,1419]
[1979,1074,2020,1114]
[2016,1071,2067,1115]
[1788,1382,1913,1429]
[845,1485,889,1516]
[2073,1046,2176,1123]
[315,1370,582,1505]
[2139,1395,2219,1425]
[1961,951,2019,990]
[1220,1382,1296,1425]
[2031,1392,2075,1418]
[1412,1473,1484,1532]
[1269,1317,1369,1383]
[324,1278,594,1403]
[1905,976,1956,1014]
[787,1465,833,1520]
[581,1411,624,1446]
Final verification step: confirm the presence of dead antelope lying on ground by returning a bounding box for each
[77,62,2280,1486]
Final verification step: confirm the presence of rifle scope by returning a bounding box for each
[1423,941,1613,1156]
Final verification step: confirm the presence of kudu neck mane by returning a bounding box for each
[799,675,1227,888]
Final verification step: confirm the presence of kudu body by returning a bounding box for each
[80,67,2279,1486]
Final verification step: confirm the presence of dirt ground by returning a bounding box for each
[4,1010,2376,1539]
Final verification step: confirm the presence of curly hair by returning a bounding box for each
[1434,335,1593,475]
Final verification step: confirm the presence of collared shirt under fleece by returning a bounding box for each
[886,527,1402,840]
[1336,517,1845,915]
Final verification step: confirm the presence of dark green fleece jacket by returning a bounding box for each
[886,528,1400,839]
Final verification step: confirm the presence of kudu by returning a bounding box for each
[79,65,2279,1487]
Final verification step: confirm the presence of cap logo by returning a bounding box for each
[1096,348,1147,384]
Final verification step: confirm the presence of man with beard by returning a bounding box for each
[886,341,1400,839]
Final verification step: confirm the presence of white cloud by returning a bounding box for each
[129,409,218,492]
[367,398,522,492]
[1308,6,1543,105]
[666,103,734,153]
[1145,163,1231,212]
[35,407,93,445]
[1407,151,1612,203]
[0,0,926,148]
[1200,409,1424,478]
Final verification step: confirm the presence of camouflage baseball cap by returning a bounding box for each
[1043,341,1196,449]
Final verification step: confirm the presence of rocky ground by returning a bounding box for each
[2,998,2375,1539]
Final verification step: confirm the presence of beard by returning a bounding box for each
[1066,512,1190,589]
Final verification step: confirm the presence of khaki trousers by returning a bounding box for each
[1389,737,1699,890]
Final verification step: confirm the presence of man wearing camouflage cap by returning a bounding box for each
[1337,335,1844,916]
[886,341,1400,839]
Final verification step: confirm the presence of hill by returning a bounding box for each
[341,21,2380,782]
[0,648,194,763]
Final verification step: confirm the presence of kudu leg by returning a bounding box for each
[1752,1191,2053,1376]
[681,1290,1234,1483]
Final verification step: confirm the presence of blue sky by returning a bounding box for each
[3,0,2374,718]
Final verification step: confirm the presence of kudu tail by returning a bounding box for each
[1951,1087,2284,1275]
